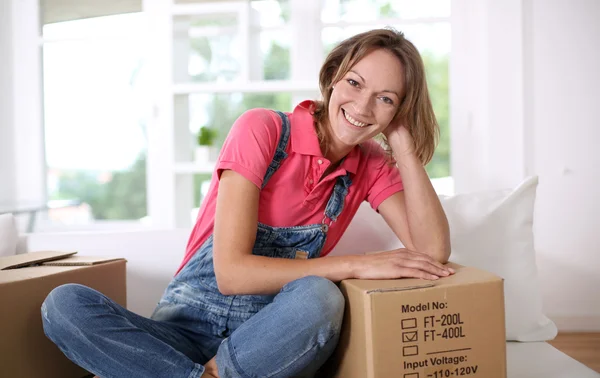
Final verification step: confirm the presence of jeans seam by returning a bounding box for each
[226,337,255,378]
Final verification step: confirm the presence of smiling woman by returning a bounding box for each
[326,49,404,157]
[41,27,452,378]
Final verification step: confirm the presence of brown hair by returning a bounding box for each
[313,28,439,165]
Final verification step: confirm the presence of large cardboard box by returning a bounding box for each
[323,263,506,378]
[0,251,127,378]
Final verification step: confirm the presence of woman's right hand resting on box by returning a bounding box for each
[346,248,454,281]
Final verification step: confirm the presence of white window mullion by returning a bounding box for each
[173,16,195,227]
[238,2,251,81]
[322,16,450,28]
[247,5,263,81]
[13,0,46,207]
[290,0,322,106]
[143,0,177,228]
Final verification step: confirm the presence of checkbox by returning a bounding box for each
[401,318,417,329]
[403,345,419,356]
[402,331,418,343]
[403,373,419,378]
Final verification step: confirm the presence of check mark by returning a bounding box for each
[402,331,418,343]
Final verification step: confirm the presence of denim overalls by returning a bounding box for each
[42,111,351,378]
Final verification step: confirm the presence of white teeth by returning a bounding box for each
[343,110,369,127]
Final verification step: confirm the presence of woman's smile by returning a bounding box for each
[342,108,371,128]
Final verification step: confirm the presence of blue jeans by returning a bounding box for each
[41,275,344,378]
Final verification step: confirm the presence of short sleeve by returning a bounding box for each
[364,142,404,210]
[216,108,282,188]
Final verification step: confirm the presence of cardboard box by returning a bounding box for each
[322,263,506,378]
[0,251,127,378]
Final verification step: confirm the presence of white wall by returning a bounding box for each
[452,0,600,331]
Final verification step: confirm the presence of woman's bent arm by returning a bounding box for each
[213,170,449,296]
[378,131,451,263]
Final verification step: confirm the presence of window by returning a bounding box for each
[42,13,150,226]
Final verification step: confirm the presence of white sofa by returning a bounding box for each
[12,228,598,378]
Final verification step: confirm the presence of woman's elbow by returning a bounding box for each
[438,240,452,264]
[213,260,241,296]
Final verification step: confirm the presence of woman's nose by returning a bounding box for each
[351,93,371,116]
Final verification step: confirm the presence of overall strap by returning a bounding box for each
[261,111,291,189]
[322,173,353,226]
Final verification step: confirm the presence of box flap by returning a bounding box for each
[42,256,125,266]
[0,251,77,271]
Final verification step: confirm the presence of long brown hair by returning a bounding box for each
[313,28,439,165]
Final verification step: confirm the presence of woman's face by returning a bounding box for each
[327,48,405,150]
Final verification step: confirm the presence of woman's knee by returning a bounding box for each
[41,284,97,336]
[286,276,345,331]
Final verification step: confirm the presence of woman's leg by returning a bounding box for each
[215,276,345,378]
[41,283,213,378]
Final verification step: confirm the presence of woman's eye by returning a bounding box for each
[380,96,394,105]
[347,79,359,87]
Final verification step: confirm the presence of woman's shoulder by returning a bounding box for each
[235,108,282,129]
[222,108,287,158]
[229,108,283,142]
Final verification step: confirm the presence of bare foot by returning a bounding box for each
[201,357,220,378]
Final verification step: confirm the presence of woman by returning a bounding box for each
[42,28,452,378]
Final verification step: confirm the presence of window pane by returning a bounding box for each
[251,0,290,26]
[183,18,291,82]
[42,13,144,39]
[188,93,293,149]
[43,14,149,222]
[261,31,291,80]
[322,23,450,178]
[322,0,450,23]
[182,14,242,82]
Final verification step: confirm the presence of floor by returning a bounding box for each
[548,332,600,373]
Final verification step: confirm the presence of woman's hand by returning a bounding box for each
[383,117,416,159]
[351,248,454,281]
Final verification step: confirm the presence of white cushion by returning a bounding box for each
[0,213,18,257]
[330,176,557,341]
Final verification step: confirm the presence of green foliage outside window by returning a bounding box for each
[422,52,450,178]
[197,127,217,146]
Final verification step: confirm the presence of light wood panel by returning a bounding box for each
[547,332,600,373]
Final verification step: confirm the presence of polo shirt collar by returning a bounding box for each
[289,100,360,175]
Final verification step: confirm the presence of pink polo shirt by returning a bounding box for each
[176,100,403,274]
